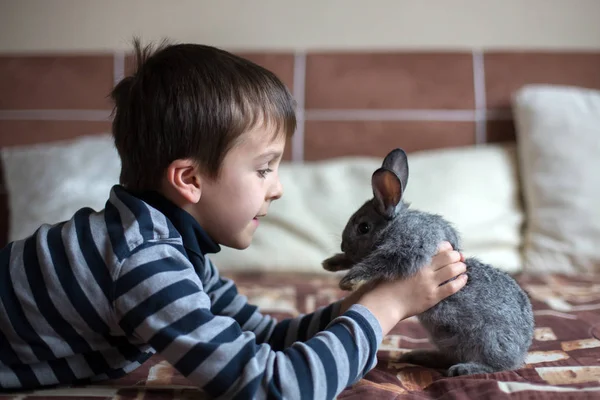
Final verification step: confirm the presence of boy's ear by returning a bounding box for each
[165,159,202,203]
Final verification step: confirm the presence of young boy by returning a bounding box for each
[0,40,467,398]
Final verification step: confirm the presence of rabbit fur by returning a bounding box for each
[322,148,534,377]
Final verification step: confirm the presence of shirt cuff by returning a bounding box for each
[344,303,384,347]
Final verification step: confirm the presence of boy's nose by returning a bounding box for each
[269,178,283,200]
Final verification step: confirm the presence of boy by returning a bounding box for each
[0,40,467,398]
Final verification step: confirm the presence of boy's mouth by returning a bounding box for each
[253,214,266,223]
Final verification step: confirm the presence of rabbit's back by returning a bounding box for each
[420,257,534,370]
[390,208,534,371]
[390,208,460,250]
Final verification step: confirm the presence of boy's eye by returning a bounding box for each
[257,168,272,178]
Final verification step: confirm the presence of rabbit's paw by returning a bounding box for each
[322,253,353,272]
[447,362,495,377]
[338,267,369,291]
[339,274,356,291]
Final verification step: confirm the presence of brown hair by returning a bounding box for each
[110,38,296,190]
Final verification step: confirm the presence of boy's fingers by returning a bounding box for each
[431,250,461,270]
[436,261,467,283]
[437,241,453,252]
[438,274,468,299]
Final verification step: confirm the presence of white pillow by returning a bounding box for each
[1,134,121,242]
[512,84,600,274]
[211,143,525,274]
[1,135,524,275]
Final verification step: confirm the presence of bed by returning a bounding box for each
[1,49,600,399]
[2,272,600,399]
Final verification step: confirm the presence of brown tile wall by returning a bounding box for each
[0,54,115,110]
[1,49,600,246]
[484,52,600,110]
[305,52,475,109]
[304,120,476,161]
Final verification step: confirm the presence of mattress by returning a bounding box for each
[3,272,600,400]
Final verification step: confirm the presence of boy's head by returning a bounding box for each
[110,39,296,249]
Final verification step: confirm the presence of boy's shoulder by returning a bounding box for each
[105,185,219,269]
[104,185,222,287]
[98,185,195,277]
[106,185,183,252]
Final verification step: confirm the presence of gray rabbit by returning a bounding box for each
[322,148,534,377]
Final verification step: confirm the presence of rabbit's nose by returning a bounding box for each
[341,241,347,253]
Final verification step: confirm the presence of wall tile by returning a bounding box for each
[235,52,296,94]
[124,51,296,94]
[305,52,475,110]
[304,120,475,161]
[484,51,600,109]
[0,55,114,110]
[282,136,292,161]
[124,52,136,78]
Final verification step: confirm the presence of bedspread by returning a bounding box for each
[2,273,600,399]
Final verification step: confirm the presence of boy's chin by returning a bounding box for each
[229,242,251,250]
[221,234,253,250]
[217,223,258,250]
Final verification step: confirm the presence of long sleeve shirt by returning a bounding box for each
[0,185,382,399]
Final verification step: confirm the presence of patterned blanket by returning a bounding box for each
[2,272,600,399]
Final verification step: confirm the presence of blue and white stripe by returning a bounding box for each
[0,185,382,398]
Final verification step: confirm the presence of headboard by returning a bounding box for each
[1,49,600,247]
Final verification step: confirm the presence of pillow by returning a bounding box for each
[1,134,121,242]
[1,135,524,275]
[512,84,600,275]
[210,143,525,275]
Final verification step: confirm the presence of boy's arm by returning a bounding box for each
[114,244,382,399]
[202,256,345,351]
[201,241,465,351]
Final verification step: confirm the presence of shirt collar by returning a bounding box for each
[128,187,221,256]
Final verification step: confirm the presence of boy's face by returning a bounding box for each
[195,125,286,249]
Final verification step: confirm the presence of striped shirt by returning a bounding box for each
[0,185,382,399]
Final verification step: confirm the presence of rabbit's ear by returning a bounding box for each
[382,148,409,192]
[372,168,403,218]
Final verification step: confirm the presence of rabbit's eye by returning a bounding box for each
[357,222,371,234]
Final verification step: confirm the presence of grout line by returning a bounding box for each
[113,50,126,86]
[472,49,487,144]
[292,52,306,163]
[305,109,476,121]
[0,110,112,121]
[292,110,305,162]
[0,109,515,122]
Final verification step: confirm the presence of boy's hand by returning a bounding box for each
[343,241,467,336]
